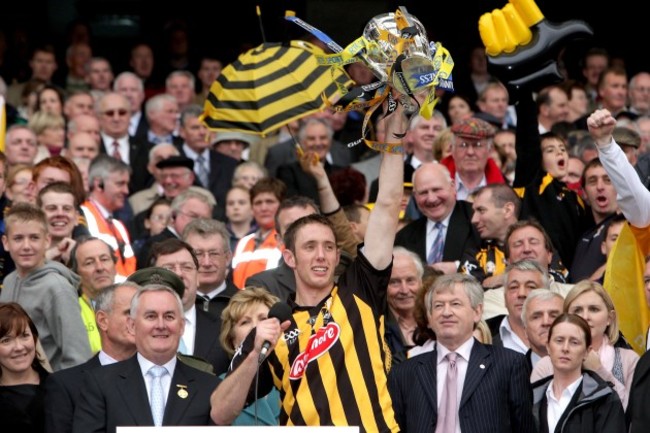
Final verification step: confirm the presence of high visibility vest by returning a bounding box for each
[231,229,282,289]
[79,295,101,354]
[81,200,136,280]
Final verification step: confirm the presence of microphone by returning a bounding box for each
[258,302,293,364]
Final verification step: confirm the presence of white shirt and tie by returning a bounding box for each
[182,144,210,188]
[179,306,197,355]
[426,215,451,265]
[137,353,177,426]
[100,133,130,164]
[436,338,474,433]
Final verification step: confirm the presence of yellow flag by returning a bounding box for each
[0,95,5,152]
[604,223,650,354]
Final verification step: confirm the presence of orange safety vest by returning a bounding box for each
[231,229,282,289]
[81,200,136,280]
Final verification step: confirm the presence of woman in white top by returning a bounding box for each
[531,280,639,408]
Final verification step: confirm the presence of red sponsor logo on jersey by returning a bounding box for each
[289,322,340,380]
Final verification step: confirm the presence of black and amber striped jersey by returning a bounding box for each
[267,252,399,432]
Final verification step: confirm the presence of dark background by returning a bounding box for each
[0,0,644,84]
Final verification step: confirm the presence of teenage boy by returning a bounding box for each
[0,203,91,370]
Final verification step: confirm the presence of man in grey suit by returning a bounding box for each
[73,284,220,432]
[388,273,535,433]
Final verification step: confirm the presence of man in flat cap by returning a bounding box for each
[439,116,506,200]
[156,155,197,200]
[612,126,641,166]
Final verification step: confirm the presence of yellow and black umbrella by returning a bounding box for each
[200,40,352,136]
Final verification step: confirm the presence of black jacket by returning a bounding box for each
[532,370,626,433]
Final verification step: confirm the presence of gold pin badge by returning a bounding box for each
[177,384,188,399]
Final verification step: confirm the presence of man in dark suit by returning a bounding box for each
[113,71,150,140]
[275,118,347,206]
[136,182,214,268]
[395,161,481,273]
[182,218,238,320]
[45,281,139,433]
[265,115,352,179]
[628,345,650,433]
[485,260,549,354]
[521,288,564,370]
[150,238,230,375]
[95,91,154,195]
[176,104,238,218]
[388,273,535,433]
[73,284,220,432]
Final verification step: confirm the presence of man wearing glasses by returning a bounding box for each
[136,188,214,269]
[149,238,227,374]
[439,117,506,200]
[182,218,237,320]
[96,92,152,194]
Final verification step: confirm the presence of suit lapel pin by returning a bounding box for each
[479,364,485,369]
[176,384,188,399]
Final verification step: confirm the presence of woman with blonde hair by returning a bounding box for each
[28,111,66,160]
[219,287,281,425]
[531,280,639,408]
[433,127,453,162]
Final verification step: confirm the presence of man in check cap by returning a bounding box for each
[612,126,641,166]
[440,117,506,200]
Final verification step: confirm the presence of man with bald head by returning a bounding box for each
[113,71,149,138]
[96,91,153,193]
[395,162,480,274]
[64,91,95,119]
[66,132,100,160]
[67,113,101,145]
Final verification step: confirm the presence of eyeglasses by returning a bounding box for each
[160,262,197,274]
[194,250,226,260]
[102,109,129,117]
[455,140,488,150]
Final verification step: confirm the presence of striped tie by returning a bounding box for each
[427,222,445,264]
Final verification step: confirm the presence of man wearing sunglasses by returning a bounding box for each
[96,92,153,194]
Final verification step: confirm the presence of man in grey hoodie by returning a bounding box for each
[0,203,91,370]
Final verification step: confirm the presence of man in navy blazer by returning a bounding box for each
[150,238,230,375]
[73,285,220,433]
[388,273,535,433]
[45,282,139,433]
[394,162,481,272]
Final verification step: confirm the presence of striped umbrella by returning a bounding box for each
[200,40,352,136]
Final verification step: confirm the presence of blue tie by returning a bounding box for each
[428,222,445,264]
[148,365,167,426]
[196,154,209,187]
